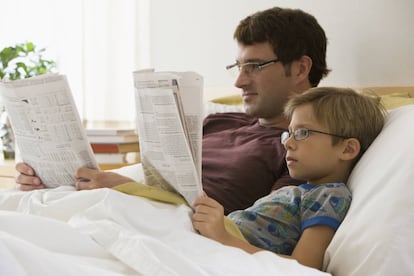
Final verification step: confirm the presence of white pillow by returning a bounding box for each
[108,163,145,183]
[324,105,414,275]
[203,101,244,118]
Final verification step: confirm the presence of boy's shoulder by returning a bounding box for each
[298,183,352,206]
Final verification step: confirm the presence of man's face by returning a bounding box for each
[233,42,296,122]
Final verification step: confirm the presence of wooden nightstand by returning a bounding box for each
[0,159,17,190]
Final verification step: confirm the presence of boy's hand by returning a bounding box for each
[192,194,229,242]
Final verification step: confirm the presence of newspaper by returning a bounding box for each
[0,74,98,187]
[133,69,203,205]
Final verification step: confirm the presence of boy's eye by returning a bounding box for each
[295,128,309,139]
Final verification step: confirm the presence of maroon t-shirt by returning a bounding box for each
[202,112,301,214]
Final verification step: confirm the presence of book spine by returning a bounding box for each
[90,143,140,153]
[91,144,119,153]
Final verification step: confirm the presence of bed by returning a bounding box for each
[0,87,414,276]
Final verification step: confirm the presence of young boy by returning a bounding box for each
[192,87,386,270]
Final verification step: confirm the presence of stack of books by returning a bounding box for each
[86,127,140,170]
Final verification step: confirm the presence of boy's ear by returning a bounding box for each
[340,138,361,161]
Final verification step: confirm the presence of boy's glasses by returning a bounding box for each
[281,128,349,145]
[226,58,281,76]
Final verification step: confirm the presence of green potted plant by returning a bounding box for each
[0,41,57,159]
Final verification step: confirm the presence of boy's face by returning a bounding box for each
[284,104,346,184]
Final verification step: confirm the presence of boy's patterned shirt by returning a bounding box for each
[228,182,352,255]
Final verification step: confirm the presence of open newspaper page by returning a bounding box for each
[133,69,203,205]
[0,74,98,187]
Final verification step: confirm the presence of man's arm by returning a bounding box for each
[75,167,134,190]
[15,162,134,191]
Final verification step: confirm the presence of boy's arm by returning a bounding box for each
[193,195,335,270]
[213,223,335,270]
[290,225,335,270]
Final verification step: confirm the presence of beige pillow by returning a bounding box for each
[379,92,414,109]
[209,90,414,111]
[210,94,242,106]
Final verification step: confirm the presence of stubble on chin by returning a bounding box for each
[243,104,257,117]
[243,96,265,117]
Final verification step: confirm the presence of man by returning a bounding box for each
[15,7,329,214]
[202,7,329,213]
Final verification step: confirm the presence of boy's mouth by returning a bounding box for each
[286,156,298,166]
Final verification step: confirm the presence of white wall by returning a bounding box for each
[147,0,414,98]
[1,1,413,118]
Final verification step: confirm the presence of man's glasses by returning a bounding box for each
[226,58,281,76]
[281,128,350,145]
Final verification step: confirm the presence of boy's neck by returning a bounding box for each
[306,167,351,185]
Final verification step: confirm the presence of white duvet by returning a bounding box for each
[0,186,328,276]
[2,104,414,276]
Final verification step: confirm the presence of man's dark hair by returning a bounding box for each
[234,7,330,86]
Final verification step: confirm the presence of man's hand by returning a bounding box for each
[15,162,135,191]
[15,162,45,191]
[75,167,134,190]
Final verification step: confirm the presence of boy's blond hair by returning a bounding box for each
[284,87,386,159]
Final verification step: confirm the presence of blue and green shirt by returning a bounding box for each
[228,182,352,255]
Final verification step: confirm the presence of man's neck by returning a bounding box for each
[258,83,314,129]
[258,116,289,129]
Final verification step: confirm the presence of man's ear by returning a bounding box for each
[291,55,312,85]
[340,138,361,161]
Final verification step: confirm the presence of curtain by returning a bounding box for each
[0,0,150,123]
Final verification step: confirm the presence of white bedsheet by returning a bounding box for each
[0,187,328,276]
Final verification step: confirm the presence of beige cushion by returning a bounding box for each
[209,87,414,110]
[361,91,414,110]
[210,94,242,106]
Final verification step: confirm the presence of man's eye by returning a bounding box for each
[244,64,256,72]
[251,64,260,71]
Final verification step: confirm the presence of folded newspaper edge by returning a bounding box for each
[132,69,204,205]
[0,73,98,187]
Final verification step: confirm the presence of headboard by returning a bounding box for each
[204,86,414,111]
[357,86,414,97]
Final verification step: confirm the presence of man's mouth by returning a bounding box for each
[242,92,257,102]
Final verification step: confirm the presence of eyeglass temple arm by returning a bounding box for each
[225,63,238,70]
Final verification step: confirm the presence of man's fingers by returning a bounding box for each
[75,167,99,180]
[15,173,42,186]
[76,179,96,190]
[19,183,46,191]
[15,162,34,176]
